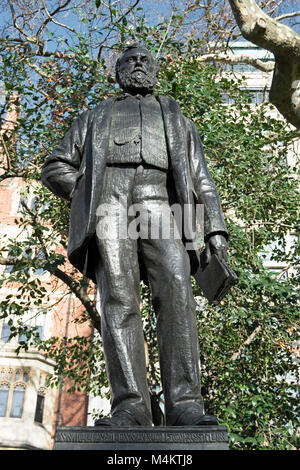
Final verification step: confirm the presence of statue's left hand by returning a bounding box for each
[204,234,228,265]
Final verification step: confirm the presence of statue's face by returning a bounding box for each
[116,48,159,93]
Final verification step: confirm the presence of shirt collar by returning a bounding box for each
[117,92,153,101]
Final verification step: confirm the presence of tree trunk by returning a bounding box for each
[228,0,300,129]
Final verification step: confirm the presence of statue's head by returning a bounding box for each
[115,43,160,94]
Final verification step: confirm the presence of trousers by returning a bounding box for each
[94,164,204,425]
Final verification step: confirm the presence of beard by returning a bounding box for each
[117,68,158,93]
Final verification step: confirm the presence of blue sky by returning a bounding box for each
[0,1,299,41]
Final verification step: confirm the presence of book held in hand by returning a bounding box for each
[194,249,238,305]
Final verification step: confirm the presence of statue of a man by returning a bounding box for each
[41,44,229,427]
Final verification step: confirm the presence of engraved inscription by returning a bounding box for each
[56,428,228,444]
[215,432,228,442]
[165,431,227,443]
[117,432,164,442]
[56,431,115,443]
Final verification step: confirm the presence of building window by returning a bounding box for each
[18,324,43,344]
[18,330,28,343]
[34,392,45,424]
[0,369,28,418]
[1,322,11,342]
[246,89,268,104]
[3,245,45,276]
[4,264,14,274]
[1,308,45,345]
[221,93,236,105]
[23,371,29,383]
[223,63,259,73]
[10,384,25,418]
[0,384,9,417]
[221,88,269,105]
[260,237,285,263]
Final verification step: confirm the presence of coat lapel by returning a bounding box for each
[157,95,191,206]
[157,95,196,243]
[86,97,116,236]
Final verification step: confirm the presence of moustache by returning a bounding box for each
[132,67,146,74]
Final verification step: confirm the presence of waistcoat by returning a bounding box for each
[107,94,168,170]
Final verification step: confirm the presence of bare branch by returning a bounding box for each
[38,0,76,36]
[7,0,38,44]
[25,57,74,81]
[26,74,49,99]
[231,325,262,361]
[96,0,142,59]
[197,52,274,72]
[0,135,11,170]
[116,0,141,25]
[0,173,25,183]
[168,0,210,41]
[275,11,300,22]
[52,266,101,333]
[0,256,19,265]
[156,11,174,58]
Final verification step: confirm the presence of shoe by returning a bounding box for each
[172,408,219,426]
[94,409,149,427]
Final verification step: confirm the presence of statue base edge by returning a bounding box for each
[53,425,229,450]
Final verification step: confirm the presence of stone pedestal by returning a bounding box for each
[54,425,229,450]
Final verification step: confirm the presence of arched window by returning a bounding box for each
[10,384,25,418]
[0,369,30,419]
[0,383,9,417]
[23,371,29,383]
[15,370,21,382]
[34,389,46,424]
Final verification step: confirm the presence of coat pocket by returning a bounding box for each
[113,128,141,145]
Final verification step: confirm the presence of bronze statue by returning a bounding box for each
[41,44,229,427]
